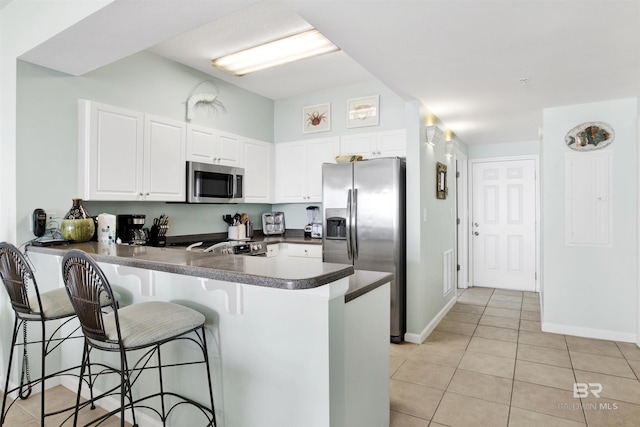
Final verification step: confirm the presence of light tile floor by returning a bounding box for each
[0,385,131,426]
[390,287,640,427]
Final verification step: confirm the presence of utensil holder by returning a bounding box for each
[149,225,166,247]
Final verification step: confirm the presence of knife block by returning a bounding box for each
[149,225,166,247]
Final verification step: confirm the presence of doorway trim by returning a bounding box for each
[453,148,469,289]
[468,155,540,292]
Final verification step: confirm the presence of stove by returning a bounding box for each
[176,239,267,256]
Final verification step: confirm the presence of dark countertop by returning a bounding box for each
[166,229,322,247]
[345,270,393,303]
[26,242,351,291]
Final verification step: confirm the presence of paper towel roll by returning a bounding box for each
[97,213,116,243]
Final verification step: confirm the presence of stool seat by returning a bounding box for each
[26,287,76,319]
[26,288,120,320]
[96,301,205,349]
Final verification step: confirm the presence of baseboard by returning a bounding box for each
[404,296,457,344]
[60,377,160,427]
[1,376,61,399]
[542,322,637,343]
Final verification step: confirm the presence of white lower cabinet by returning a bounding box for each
[264,243,321,259]
[78,100,185,201]
[286,243,322,259]
[275,137,339,203]
[265,243,280,258]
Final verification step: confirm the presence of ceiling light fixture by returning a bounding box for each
[211,29,340,76]
[425,125,444,147]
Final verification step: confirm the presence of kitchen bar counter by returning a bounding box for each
[24,242,391,427]
[26,242,351,290]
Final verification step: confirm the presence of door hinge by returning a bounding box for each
[457,264,461,271]
[456,218,461,225]
[456,171,461,178]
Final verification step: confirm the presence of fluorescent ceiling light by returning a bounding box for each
[211,29,339,76]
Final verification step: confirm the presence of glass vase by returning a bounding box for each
[60,198,95,242]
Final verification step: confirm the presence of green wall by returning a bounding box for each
[16,52,273,244]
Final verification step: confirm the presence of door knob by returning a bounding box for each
[473,222,479,227]
[474,232,479,236]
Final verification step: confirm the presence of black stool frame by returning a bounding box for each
[0,242,92,426]
[61,249,216,427]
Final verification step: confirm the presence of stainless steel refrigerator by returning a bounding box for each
[322,157,406,343]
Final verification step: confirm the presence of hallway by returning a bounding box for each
[390,287,640,426]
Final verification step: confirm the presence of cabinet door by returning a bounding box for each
[307,137,340,201]
[143,115,186,202]
[340,133,377,158]
[186,124,216,164]
[78,100,144,201]
[377,130,406,157]
[287,244,322,259]
[243,138,272,203]
[275,142,307,202]
[217,132,242,166]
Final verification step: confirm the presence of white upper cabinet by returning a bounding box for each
[275,137,340,203]
[78,100,143,201]
[143,115,186,202]
[275,141,307,202]
[242,137,273,203]
[340,130,406,159]
[186,124,241,167]
[78,100,185,201]
[306,137,340,200]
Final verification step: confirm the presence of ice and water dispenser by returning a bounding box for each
[325,208,347,240]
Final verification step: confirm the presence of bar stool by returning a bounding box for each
[0,242,92,425]
[61,249,216,427]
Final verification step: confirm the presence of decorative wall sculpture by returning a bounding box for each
[565,121,614,151]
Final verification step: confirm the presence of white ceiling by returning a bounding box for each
[19,0,640,146]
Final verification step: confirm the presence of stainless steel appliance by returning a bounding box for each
[183,240,267,256]
[323,158,406,342]
[186,161,244,203]
[262,212,285,235]
[116,214,147,245]
[304,206,320,238]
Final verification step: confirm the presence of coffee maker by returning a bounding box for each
[116,214,147,245]
[305,206,322,238]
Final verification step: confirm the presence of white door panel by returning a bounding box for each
[472,159,536,291]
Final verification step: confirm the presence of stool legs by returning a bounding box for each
[1,317,20,426]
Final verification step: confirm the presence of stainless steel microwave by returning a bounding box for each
[186,161,244,203]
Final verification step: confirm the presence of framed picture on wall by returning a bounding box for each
[437,162,447,199]
[303,103,331,134]
[347,95,379,128]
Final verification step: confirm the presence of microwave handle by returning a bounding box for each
[227,175,234,198]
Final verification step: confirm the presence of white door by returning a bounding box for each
[472,159,536,291]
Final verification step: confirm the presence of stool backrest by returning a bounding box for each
[0,242,43,317]
[61,250,119,344]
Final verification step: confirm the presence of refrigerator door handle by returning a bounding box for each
[346,189,353,260]
[352,188,358,260]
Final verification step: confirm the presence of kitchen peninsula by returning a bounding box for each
[26,242,391,427]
